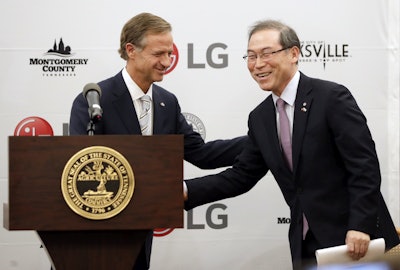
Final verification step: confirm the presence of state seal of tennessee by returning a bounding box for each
[61,146,135,220]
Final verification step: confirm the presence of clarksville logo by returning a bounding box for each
[299,41,350,69]
[29,38,88,77]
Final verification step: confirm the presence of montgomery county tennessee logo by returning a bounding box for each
[299,41,351,69]
[29,38,88,76]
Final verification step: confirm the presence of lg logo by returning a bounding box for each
[14,116,53,136]
[164,43,179,75]
[165,42,229,74]
[154,203,228,237]
[186,203,228,229]
[187,43,228,69]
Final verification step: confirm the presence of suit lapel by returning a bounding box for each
[292,73,313,173]
[111,72,141,134]
[110,77,170,135]
[152,85,168,135]
[265,96,283,158]
[261,96,289,170]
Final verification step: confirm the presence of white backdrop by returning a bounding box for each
[0,0,399,269]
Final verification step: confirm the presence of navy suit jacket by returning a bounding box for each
[69,70,246,268]
[184,72,399,268]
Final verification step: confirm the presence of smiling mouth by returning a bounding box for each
[156,67,166,74]
[256,72,271,78]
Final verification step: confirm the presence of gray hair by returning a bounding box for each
[248,20,300,49]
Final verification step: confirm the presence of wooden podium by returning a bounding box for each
[3,135,184,269]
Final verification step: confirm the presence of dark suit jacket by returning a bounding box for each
[184,72,400,268]
[69,70,246,269]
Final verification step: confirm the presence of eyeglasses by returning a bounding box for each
[243,47,290,63]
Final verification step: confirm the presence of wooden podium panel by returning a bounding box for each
[5,135,184,230]
[4,135,184,269]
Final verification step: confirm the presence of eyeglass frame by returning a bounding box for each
[243,47,291,63]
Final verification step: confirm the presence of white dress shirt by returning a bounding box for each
[122,67,153,135]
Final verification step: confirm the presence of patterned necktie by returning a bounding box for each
[139,95,151,135]
[276,98,292,170]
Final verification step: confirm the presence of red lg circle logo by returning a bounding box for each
[14,116,54,136]
[153,228,175,237]
[164,43,179,75]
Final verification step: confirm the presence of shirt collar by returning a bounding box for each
[272,70,300,107]
[122,67,153,100]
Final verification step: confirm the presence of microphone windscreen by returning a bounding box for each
[82,83,102,97]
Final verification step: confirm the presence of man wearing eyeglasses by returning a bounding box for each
[183,20,400,269]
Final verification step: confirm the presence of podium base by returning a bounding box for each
[38,230,149,270]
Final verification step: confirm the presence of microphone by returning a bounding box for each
[82,83,103,122]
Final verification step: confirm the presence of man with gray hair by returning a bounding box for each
[183,19,400,269]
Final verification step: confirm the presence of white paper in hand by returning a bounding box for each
[315,238,385,266]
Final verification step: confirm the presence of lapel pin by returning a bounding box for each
[160,102,165,107]
[301,102,307,112]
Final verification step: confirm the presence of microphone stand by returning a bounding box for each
[86,109,101,136]
[86,119,96,136]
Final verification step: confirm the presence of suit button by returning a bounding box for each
[297,188,303,195]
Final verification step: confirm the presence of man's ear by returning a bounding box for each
[290,46,300,64]
[125,43,135,58]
